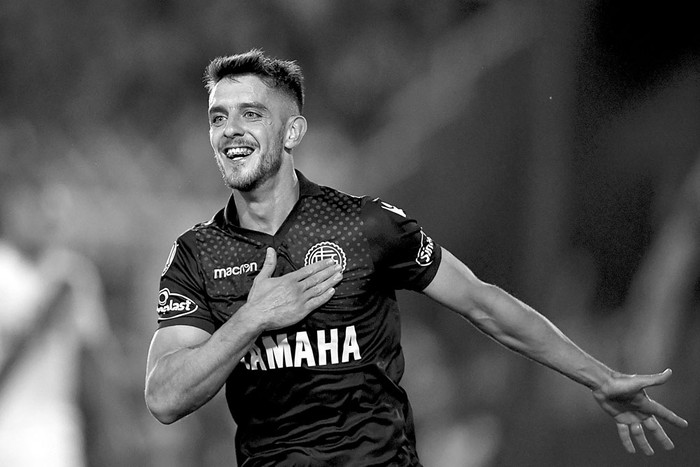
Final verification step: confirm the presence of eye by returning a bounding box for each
[243,110,262,119]
[210,115,226,126]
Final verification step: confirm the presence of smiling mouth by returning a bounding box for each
[223,147,255,160]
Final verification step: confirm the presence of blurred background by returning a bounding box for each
[1,0,699,465]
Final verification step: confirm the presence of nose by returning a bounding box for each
[223,115,244,138]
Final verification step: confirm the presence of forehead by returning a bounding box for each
[208,74,285,109]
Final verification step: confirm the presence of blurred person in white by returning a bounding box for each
[145,49,688,465]
[0,182,112,467]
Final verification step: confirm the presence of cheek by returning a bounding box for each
[209,129,219,149]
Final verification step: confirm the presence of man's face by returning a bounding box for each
[208,74,294,192]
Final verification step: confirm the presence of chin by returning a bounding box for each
[218,150,284,192]
[223,174,257,192]
[227,178,258,192]
[223,167,268,192]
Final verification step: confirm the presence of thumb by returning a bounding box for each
[642,368,673,388]
[624,369,673,393]
[258,247,277,279]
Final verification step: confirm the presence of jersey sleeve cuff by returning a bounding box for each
[157,316,216,334]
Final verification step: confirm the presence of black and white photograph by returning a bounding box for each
[1,1,698,466]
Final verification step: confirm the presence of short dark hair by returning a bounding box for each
[204,49,305,112]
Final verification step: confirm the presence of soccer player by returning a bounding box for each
[145,49,687,465]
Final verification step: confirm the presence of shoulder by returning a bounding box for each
[168,207,227,250]
[295,184,368,226]
[359,197,416,237]
[315,184,367,210]
[360,196,406,217]
[160,219,214,278]
[305,187,414,239]
[191,207,227,236]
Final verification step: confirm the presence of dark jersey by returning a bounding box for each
[157,171,442,466]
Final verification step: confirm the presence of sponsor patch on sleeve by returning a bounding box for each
[415,230,435,267]
[157,288,199,321]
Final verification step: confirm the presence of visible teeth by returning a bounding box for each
[225,147,254,158]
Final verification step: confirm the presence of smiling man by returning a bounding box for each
[208,71,300,193]
[145,49,687,466]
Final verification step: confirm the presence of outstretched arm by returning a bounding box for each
[422,247,687,454]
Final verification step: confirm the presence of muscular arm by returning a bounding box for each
[145,316,259,424]
[423,247,687,454]
[145,248,342,424]
[423,248,611,388]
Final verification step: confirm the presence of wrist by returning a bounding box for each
[588,366,616,392]
[233,302,268,335]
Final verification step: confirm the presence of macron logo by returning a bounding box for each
[214,262,258,279]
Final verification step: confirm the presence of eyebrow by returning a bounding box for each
[208,101,270,115]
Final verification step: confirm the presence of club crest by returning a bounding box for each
[304,241,347,272]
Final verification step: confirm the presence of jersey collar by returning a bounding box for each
[222,170,322,230]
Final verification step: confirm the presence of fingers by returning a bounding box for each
[258,248,337,282]
[292,257,339,280]
[258,247,277,279]
[643,416,675,451]
[643,398,689,428]
[629,421,654,455]
[604,369,686,456]
[298,263,342,315]
[305,286,337,311]
[256,249,342,307]
[305,268,343,299]
[301,261,342,289]
[617,415,680,456]
[617,421,654,455]
[617,423,636,454]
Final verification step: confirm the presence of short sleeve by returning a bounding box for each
[157,231,216,334]
[360,197,441,291]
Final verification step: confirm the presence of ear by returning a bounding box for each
[284,115,307,150]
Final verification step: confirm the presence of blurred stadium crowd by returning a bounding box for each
[1,1,699,465]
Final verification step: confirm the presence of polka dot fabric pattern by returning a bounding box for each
[155,171,441,466]
[282,188,376,317]
[195,226,265,324]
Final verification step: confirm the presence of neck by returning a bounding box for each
[233,166,299,235]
